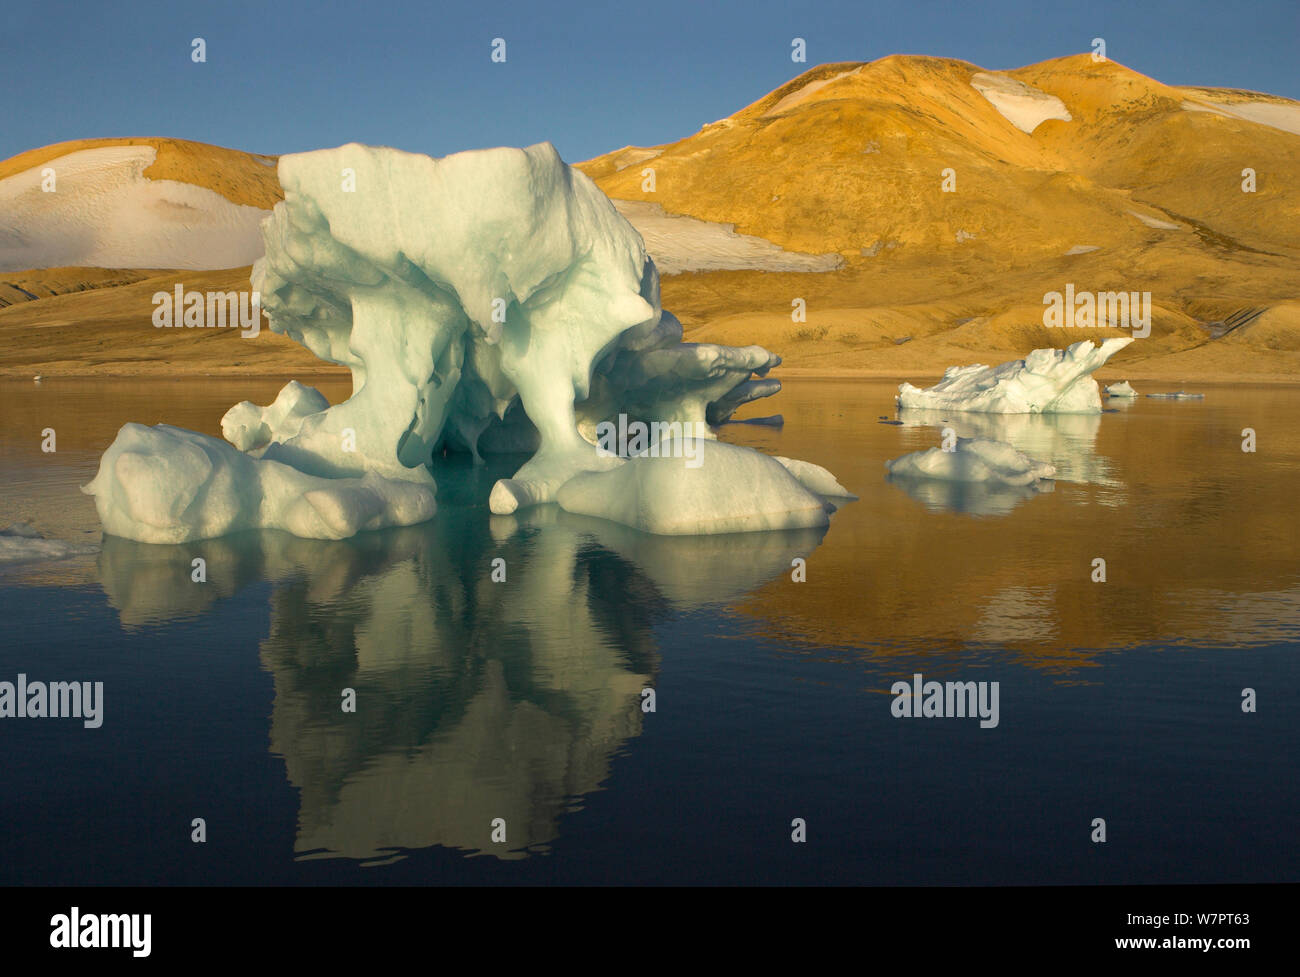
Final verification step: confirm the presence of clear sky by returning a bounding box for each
[3,0,1297,164]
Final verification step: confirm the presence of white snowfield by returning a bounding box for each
[612,201,842,274]
[896,338,1133,414]
[0,146,268,272]
[85,143,850,541]
[763,66,863,116]
[885,437,1056,486]
[1105,381,1138,398]
[1181,98,1300,137]
[970,72,1072,134]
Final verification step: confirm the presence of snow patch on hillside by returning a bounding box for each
[764,67,863,116]
[612,201,842,274]
[1182,99,1300,136]
[0,146,269,271]
[1129,210,1182,231]
[970,72,1072,134]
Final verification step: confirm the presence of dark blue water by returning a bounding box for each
[1,378,1297,884]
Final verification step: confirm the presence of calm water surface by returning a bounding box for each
[0,377,1296,884]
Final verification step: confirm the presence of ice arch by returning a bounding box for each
[85,143,850,541]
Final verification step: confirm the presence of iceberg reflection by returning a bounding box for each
[96,507,825,862]
[886,472,1055,516]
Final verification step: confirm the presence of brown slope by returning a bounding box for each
[0,266,339,378]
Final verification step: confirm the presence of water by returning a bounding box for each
[0,378,1296,884]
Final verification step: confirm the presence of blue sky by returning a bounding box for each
[3,0,1297,163]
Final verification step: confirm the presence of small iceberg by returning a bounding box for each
[885,437,1056,486]
[884,438,1056,516]
[1146,390,1204,400]
[892,410,1118,487]
[897,338,1133,414]
[1104,381,1138,398]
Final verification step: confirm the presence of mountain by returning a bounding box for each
[578,54,1300,381]
[1,55,1298,380]
[580,54,1300,255]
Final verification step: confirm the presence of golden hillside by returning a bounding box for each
[580,54,1300,381]
[580,54,1299,256]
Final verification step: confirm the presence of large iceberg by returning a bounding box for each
[84,143,847,542]
[897,338,1133,413]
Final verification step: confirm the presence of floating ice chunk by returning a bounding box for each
[0,524,96,565]
[885,437,1056,515]
[886,437,1056,486]
[221,381,330,452]
[556,439,830,535]
[1146,390,1204,400]
[897,338,1133,414]
[894,409,1118,488]
[83,424,436,543]
[1104,381,1138,398]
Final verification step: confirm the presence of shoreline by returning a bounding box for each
[6,369,1299,387]
[775,369,1300,385]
